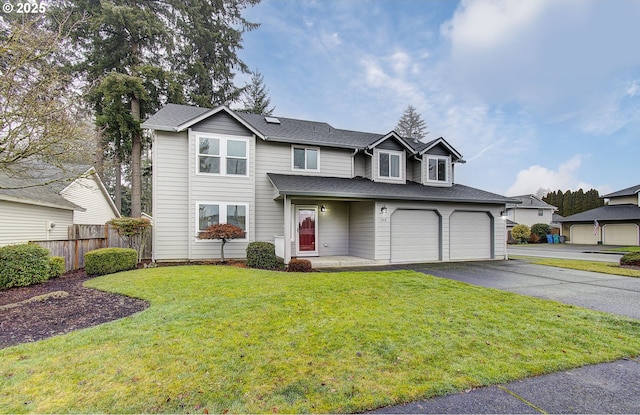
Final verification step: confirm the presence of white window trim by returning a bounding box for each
[195,201,249,241]
[376,149,404,182]
[291,146,320,171]
[426,155,450,183]
[196,133,250,177]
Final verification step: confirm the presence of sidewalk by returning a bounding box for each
[370,357,640,414]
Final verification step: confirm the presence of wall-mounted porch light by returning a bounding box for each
[320,204,326,212]
[380,205,388,214]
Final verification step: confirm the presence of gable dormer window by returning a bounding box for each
[427,156,448,183]
[292,146,319,171]
[377,150,402,180]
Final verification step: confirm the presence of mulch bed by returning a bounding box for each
[0,270,148,350]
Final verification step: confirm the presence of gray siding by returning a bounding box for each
[354,152,367,177]
[192,112,252,136]
[609,195,638,206]
[424,143,450,156]
[254,139,354,244]
[378,139,405,151]
[317,201,349,256]
[0,200,73,246]
[349,201,375,259]
[188,128,255,260]
[153,131,190,260]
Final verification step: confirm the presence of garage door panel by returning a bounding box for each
[603,224,639,245]
[391,210,439,263]
[450,211,491,260]
[571,224,600,244]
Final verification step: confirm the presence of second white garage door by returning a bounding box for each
[391,210,439,263]
[603,224,639,245]
[450,211,491,260]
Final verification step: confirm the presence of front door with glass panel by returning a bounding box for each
[296,207,318,256]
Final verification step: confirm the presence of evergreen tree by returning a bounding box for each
[57,0,260,216]
[543,188,604,217]
[395,105,429,142]
[240,69,275,115]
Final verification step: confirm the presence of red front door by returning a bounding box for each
[297,208,317,255]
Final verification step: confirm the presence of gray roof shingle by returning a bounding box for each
[0,164,89,210]
[141,104,447,153]
[267,173,515,204]
[558,205,640,222]
[603,184,640,198]
[508,194,556,209]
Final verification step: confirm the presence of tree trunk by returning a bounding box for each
[114,159,122,213]
[220,239,226,263]
[130,96,142,218]
[130,39,142,218]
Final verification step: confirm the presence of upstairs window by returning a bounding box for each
[292,146,319,171]
[378,150,402,179]
[427,156,448,183]
[538,209,544,216]
[197,134,248,176]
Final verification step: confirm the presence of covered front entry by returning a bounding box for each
[450,211,492,260]
[391,209,440,263]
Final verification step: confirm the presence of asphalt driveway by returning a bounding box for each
[396,260,640,319]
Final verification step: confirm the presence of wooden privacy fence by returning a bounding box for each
[31,224,152,272]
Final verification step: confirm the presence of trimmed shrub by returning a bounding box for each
[0,244,51,289]
[511,224,531,244]
[287,258,313,272]
[620,252,640,267]
[49,256,65,278]
[531,223,551,242]
[246,242,283,270]
[85,248,138,276]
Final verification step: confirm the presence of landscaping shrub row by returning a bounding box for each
[620,252,640,267]
[0,244,64,289]
[85,248,138,276]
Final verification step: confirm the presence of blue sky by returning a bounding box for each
[237,0,640,196]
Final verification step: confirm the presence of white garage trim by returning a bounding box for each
[570,224,600,244]
[603,223,639,246]
[391,209,441,263]
[450,211,493,260]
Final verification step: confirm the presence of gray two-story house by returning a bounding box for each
[142,104,514,265]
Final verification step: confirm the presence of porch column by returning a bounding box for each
[283,195,292,264]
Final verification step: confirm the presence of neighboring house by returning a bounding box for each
[141,104,515,264]
[504,195,556,227]
[559,184,640,245]
[0,166,120,246]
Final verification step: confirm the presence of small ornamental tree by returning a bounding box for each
[198,223,245,263]
[511,224,531,244]
[108,217,152,262]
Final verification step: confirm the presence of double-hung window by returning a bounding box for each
[292,146,319,171]
[197,202,248,239]
[378,150,402,180]
[427,156,448,183]
[197,134,248,176]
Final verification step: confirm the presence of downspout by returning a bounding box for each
[187,128,193,260]
[351,149,358,177]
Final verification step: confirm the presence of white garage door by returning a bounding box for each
[391,210,439,263]
[450,211,491,260]
[570,224,600,244]
[603,224,639,245]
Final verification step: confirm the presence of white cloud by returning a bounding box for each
[506,155,595,196]
[627,80,640,97]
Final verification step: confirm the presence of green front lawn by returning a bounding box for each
[513,257,640,278]
[605,246,640,253]
[1,266,640,413]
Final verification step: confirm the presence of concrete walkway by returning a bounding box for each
[316,259,640,413]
